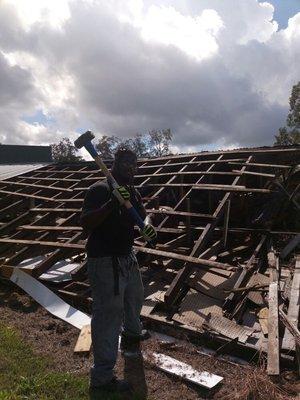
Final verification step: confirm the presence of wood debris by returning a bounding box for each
[0,146,299,380]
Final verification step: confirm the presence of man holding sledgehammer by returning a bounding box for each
[80,146,156,395]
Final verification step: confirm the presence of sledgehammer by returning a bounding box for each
[74,130,149,237]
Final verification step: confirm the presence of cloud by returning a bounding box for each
[0,0,299,150]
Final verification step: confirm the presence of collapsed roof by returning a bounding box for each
[0,146,299,375]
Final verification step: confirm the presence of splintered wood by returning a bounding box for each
[0,146,299,376]
[74,324,91,353]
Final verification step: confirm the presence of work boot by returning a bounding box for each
[121,329,151,352]
[89,377,132,395]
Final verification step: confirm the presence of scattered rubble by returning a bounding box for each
[0,145,299,393]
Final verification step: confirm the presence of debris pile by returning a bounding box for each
[0,146,299,379]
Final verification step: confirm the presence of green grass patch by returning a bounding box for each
[0,324,144,400]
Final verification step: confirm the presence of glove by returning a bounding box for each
[112,186,130,205]
[141,224,157,242]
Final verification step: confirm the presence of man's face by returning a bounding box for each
[115,154,137,181]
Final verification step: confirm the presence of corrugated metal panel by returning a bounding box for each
[189,270,240,300]
[0,164,49,180]
[172,290,223,329]
[204,314,255,343]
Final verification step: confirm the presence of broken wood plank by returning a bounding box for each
[134,246,237,271]
[19,225,82,231]
[282,257,300,351]
[0,180,73,192]
[164,155,253,307]
[267,282,280,376]
[0,238,84,249]
[145,208,215,220]
[138,183,273,193]
[30,207,81,213]
[74,324,91,353]
[258,307,268,336]
[229,162,291,169]
[279,309,300,348]
[0,237,236,271]
[232,170,276,178]
[280,235,300,259]
[223,235,267,313]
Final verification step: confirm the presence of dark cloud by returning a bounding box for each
[0,0,299,149]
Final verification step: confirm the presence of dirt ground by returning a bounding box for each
[0,279,299,400]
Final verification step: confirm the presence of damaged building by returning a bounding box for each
[0,145,299,383]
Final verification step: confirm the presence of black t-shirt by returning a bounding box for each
[82,180,145,257]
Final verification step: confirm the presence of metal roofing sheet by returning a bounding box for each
[0,164,49,180]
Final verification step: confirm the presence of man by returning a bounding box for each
[80,147,156,395]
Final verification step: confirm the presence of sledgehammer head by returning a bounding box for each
[74,130,95,149]
[74,130,98,159]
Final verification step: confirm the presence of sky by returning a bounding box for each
[0,0,299,154]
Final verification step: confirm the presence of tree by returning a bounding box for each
[94,129,173,159]
[274,81,300,146]
[147,129,172,157]
[51,137,82,163]
[95,135,121,159]
[274,127,294,146]
[123,133,149,158]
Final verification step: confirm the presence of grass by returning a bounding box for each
[0,324,144,400]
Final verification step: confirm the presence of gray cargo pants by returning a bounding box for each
[87,251,144,386]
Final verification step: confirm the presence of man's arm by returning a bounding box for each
[80,184,131,231]
[80,200,115,231]
[80,185,114,231]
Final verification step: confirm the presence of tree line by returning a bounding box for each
[51,81,299,162]
[51,129,172,162]
[274,81,300,146]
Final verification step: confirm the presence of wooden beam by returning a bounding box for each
[133,246,237,271]
[145,209,215,220]
[282,257,300,351]
[0,180,73,192]
[32,232,83,278]
[279,309,300,348]
[0,237,237,272]
[222,200,230,248]
[0,238,84,249]
[267,282,280,376]
[280,235,300,259]
[0,190,84,203]
[0,200,24,218]
[30,207,81,213]
[223,235,267,313]
[19,225,82,231]
[229,162,291,169]
[232,170,276,178]
[138,183,273,193]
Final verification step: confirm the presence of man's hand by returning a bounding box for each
[141,224,157,242]
[112,186,130,205]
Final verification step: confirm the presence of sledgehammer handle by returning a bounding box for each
[83,140,145,230]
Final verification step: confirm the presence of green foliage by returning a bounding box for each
[275,81,300,146]
[148,129,172,157]
[95,129,173,159]
[51,138,82,163]
[122,133,150,158]
[95,135,121,159]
